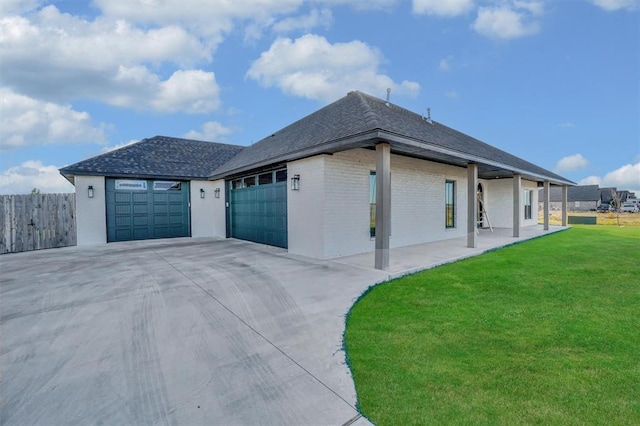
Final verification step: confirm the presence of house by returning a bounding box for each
[60,91,574,269]
[538,184,600,212]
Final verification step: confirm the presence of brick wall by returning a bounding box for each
[287,149,533,260]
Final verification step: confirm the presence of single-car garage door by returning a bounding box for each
[229,169,287,248]
[106,178,190,242]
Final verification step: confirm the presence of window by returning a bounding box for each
[445,180,455,228]
[258,172,273,185]
[370,172,376,237]
[244,176,256,187]
[524,189,532,220]
[275,170,287,182]
[231,179,243,190]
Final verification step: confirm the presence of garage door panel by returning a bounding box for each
[132,193,147,203]
[154,193,168,202]
[115,204,130,215]
[132,204,147,214]
[169,214,184,225]
[133,228,150,239]
[115,216,131,227]
[154,204,168,214]
[107,179,190,242]
[133,215,148,226]
[115,192,131,203]
[230,176,287,249]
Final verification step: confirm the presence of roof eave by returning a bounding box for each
[208,130,381,180]
[377,131,576,186]
[57,170,213,182]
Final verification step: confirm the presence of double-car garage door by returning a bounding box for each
[229,169,288,248]
[106,178,190,242]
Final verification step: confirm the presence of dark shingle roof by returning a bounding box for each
[60,136,244,182]
[540,184,601,202]
[210,91,574,185]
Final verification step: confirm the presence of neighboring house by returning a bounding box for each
[538,184,601,212]
[60,91,574,269]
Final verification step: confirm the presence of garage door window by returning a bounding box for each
[153,181,181,191]
[259,172,273,185]
[115,179,147,190]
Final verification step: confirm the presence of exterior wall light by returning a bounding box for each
[291,174,300,191]
[88,185,94,198]
[214,188,221,198]
[200,188,205,199]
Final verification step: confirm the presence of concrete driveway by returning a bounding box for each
[1,238,386,425]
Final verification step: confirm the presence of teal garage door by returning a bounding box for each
[229,169,287,248]
[106,179,190,242]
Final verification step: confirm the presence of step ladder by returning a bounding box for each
[477,193,494,234]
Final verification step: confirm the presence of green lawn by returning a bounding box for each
[344,226,640,425]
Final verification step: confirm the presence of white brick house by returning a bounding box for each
[61,91,573,269]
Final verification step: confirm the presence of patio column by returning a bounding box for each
[513,174,521,237]
[467,163,478,248]
[543,181,550,231]
[561,185,568,226]
[375,142,391,270]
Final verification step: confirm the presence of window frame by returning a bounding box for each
[524,189,533,220]
[445,179,456,229]
[370,171,376,237]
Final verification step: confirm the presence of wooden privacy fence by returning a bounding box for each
[0,193,77,254]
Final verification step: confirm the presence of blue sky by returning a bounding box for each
[1,0,639,195]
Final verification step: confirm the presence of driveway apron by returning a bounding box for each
[1,239,385,425]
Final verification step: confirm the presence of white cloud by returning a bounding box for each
[273,8,333,33]
[0,6,220,113]
[100,140,138,154]
[554,153,589,173]
[439,57,451,71]
[0,88,107,150]
[183,121,234,142]
[473,2,543,39]
[514,1,544,16]
[557,122,576,128]
[412,0,474,16]
[246,34,420,103]
[0,160,74,194]
[314,0,400,11]
[591,0,639,11]
[0,0,43,17]
[445,90,459,99]
[150,70,221,113]
[94,0,301,41]
[578,162,640,194]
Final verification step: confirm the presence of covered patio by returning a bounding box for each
[336,225,569,280]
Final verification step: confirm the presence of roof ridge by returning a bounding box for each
[352,91,381,129]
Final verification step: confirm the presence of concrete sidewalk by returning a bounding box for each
[336,225,568,279]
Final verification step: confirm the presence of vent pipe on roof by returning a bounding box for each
[385,88,391,106]
[426,107,433,124]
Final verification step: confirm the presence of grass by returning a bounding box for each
[344,226,640,425]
